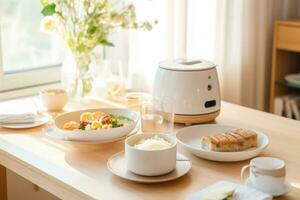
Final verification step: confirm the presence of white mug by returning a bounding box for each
[241,157,286,193]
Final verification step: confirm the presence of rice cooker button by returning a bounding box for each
[207,85,212,91]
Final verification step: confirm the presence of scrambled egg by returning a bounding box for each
[91,121,102,130]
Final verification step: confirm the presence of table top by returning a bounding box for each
[0,97,300,200]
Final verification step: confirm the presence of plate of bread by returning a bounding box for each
[176,124,269,162]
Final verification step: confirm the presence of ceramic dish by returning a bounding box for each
[125,133,177,176]
[107,151,191,183]
[54,108,139,142]
[176,124,269,162]
[246,178,292,197]
[285,73,300,87]
[39,89,68,111]
[0,115,49,129]
[44,125,139,144]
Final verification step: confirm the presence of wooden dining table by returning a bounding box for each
[0,96,299,200]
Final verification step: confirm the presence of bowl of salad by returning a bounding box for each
[54,108,139,142]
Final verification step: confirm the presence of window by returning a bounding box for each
[0,0,65,92]
[0,0,218,96]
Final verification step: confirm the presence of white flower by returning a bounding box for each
[40,16,57,34]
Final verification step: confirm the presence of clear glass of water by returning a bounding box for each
[140,99,174,134]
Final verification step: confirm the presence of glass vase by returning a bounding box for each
[62,50,94,99]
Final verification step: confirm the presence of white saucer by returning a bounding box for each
[0,116,49,129]
[44,126,138,144]
[246,178,292,197]
[107,152,192,183]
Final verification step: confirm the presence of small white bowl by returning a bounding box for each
[125,133,177,176]
[40,89,68,111]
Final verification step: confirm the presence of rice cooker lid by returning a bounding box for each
[159,59,216,71]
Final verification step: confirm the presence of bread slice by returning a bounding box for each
[200,129,258,152]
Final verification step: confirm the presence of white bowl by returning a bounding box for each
[125,133,177,176]
[40,89,68,111]
[176,124,269,162]
[54,108,139,142]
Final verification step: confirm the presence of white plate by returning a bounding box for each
[54,108,139,142]
[44,125,139,144]
[186,180,273,200]
[107,151,192,183]
[0,116,49,129]
[246,178,292,197]
[285,73,300,86]
[176,124,269,162]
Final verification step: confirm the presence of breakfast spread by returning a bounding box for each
[62,111,132,131]
[200,129,257,152]
[133,135,172,150]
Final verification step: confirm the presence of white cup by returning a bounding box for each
[241,157,287,193]
[125,133,177,176]
[40,89,68,111]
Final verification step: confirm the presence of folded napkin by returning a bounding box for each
[186,181,273,200]
[0,113,37,124]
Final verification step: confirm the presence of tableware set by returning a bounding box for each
[107,151,191,183]
[39,89,68,111]
[285,73,300,87]
[140,99,174,134]
[124,133,177,176]
[53,108,138,142]
[43,124,139,144]
[0,89,69,129]
[186,181,273,200]
[2,89,291,198]
[176,124,269,162]
[0,112,49,129]
[241,157,291,196]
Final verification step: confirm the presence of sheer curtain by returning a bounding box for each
[212,0,300,110]
[116,0,300,110]
[125,0,218,92]
[126,0,187,92]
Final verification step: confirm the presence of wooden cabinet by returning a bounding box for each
[269,20,300,112]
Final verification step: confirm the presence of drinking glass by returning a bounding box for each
[103,60,126,97]
[92,59,126,98]
[140,99,174,134]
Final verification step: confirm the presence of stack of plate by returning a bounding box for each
[285,73,300,87]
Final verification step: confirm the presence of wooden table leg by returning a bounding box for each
[0,165,7,200]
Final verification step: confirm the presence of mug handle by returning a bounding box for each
[241,164,253,181]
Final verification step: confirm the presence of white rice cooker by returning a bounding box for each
[153,59,221,124]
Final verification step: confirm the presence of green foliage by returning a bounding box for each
[107,115,133,128]
[78,124,85,130]
[41,3,56,16]
[109,115,133,122]
[87,26,97,34]
[98,39,114,47]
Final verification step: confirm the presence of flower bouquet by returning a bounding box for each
[40,0,154,98]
